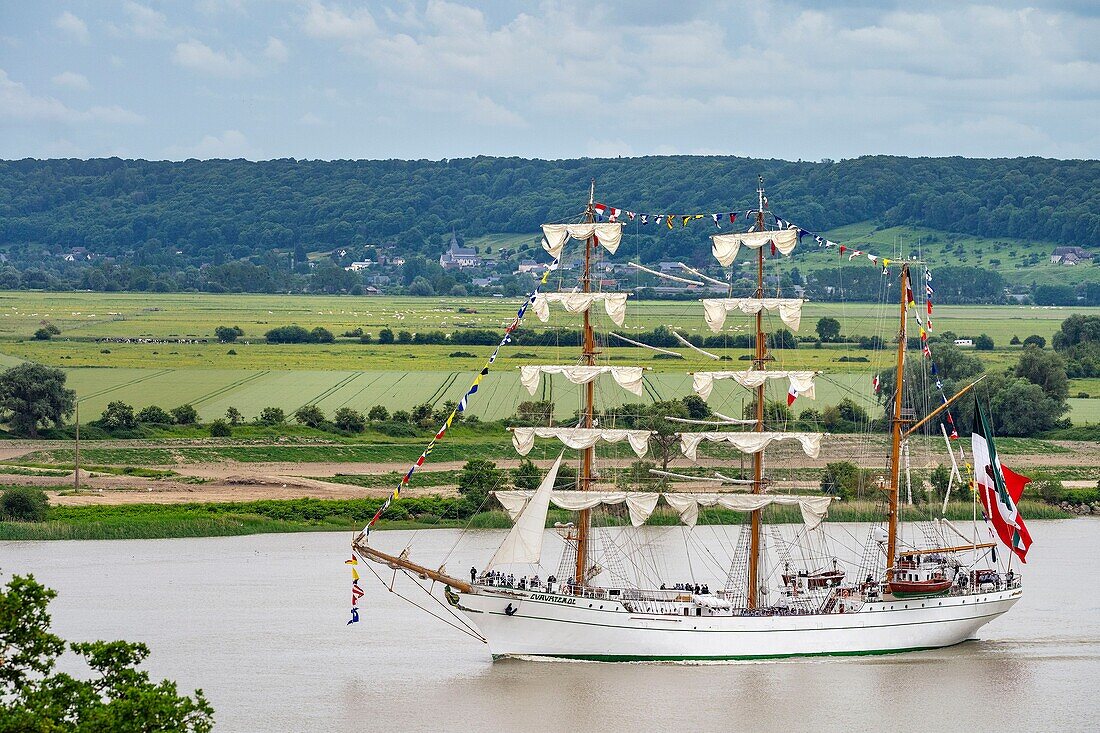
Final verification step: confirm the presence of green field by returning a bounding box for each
[0,291,1096,424]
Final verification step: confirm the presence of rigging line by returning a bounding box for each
[628,262,705,286]
[607,330,682,356]
[669,328,721,360]
[360,554,486,643]
[665,415,750,426]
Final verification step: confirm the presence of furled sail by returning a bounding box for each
[702,297,804,332]
[532,292,629,327]
[677,431,824,461]
[663,492,833,529]
[711,227,799,266]
[511,427,653,457]
[488,452,564,567]
[520,365,645,396]
[691,370,817,401]
[494,489,660,529]
[541,223,623,259]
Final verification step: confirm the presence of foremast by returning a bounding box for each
[748,178,768,609]
[575,179,597,588]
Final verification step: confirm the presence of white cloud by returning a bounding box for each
[165,129,259,159]
[0,70,142,124]
[55,11,89,43]
[264,37,288,63]
[172,39,255,78]
[299,112,324,126]
[302,2,378,40]
[120,1,175,40]
[51,71,90,91]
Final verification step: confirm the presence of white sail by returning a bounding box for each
[532,292,629,327]
[511,427,654,458]
[494,489,660,529]
[711,227,799,266]
[663,492,833,529]
[519,365,645,396]
[488,452,564,567]
[691,370,817,401]
[541,223,623,259]
[702,297,804,332]
[678,431,824,461]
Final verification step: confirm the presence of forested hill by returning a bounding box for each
[0,155,1096,294]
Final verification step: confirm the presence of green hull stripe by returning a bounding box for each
[493,640,969,662]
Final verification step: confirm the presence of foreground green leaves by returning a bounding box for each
[0,574,214,732]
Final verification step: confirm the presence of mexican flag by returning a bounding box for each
[972,401,1032,563]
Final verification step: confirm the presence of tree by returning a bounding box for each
[681,394,710,420]
[294,404,326,428]
[930,464,952,502]
[641,400,688,471]
[378,327,394,344]
[457,459,504,508]
[975,333,994,351]
[170,404,198,425]
[816,317,842,342]
[334,407,366,433]
[987,375,1067,436]
[770,328,798,349]
[367,405,389,422]
[411,402,434,428]
[32,328,52,341]
[264,325,312,343]
[209,419,231,437]
[214,325,243,343]
[136,405,173,424]
[1022,334,1045,349]
[820,461,873,499]
[409,276,435,296]
[256,407,285,425]
[1015,345,1069,400]
[0,574,214,731]
[0,364,75,437]
[99,401,138,431]
[743,399,793,428]
[1,487,49,521]
[1009,335,1021,345]
[516,401,554,423]
[513,459,542,490]
[225,406,243,425]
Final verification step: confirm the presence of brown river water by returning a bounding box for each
[3,519,1098,732]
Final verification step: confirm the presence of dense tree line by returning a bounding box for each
[0,156,1096,294]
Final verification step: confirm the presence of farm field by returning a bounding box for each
[0,291,1095,424]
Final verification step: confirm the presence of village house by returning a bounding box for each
[1049,246,1093,265]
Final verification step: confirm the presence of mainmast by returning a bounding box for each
[748,177,768,609]
[574,179,597,588]
[885,263,910,586]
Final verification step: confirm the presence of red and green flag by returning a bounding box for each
[971,400,1032,563]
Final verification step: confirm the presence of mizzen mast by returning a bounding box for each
[574,179,598,588]
[885,263,911,586]
[748,176,768,609]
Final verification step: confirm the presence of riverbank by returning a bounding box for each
[0,498,1072,541]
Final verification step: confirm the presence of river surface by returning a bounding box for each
[3,520,1098,732]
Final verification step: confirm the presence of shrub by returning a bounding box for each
[391,409,411,423]
[310,326,335,344]
[458,459,505,508]
[359,332,373,344]
[449,351,476,358]
[215,325,244,343]
[367,405,389,422]
[225,406,243,425]
[0,487,49,521]
[1023,335,1046,349]
[975,333,994,351]
[32,328,52,340]
[209,419,232,437]
[378,328,394,344]
[170,404,198,425]
[257,406,285,425]
[376,420,417,437]
[135,405,173,424]
[512,459,542,490]
[334,407,366,433]
[411,402,434,427]
[264,325,312,343]
[1010,335,1021,345]
[45,324,61,335]
[294,404,326,428]
[820,461,875,499]
[99,401,137,431]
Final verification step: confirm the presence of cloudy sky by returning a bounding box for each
[1,1,1098,161]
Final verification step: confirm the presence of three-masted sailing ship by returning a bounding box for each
[353,179,1024,661]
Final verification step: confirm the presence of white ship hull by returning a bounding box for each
[454,587,1021,661]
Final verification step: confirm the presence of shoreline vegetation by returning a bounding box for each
[0,498,1073,541]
